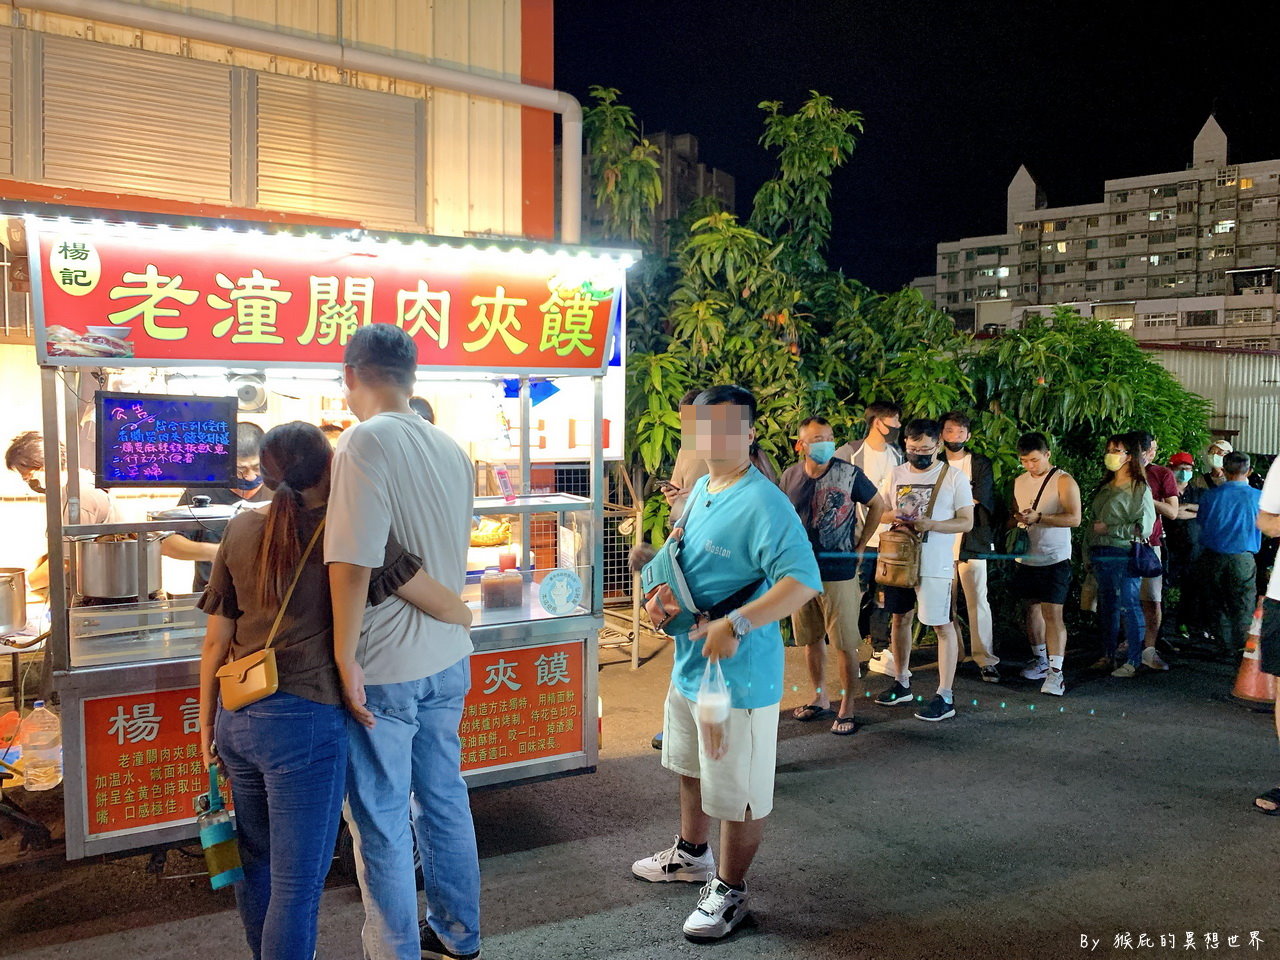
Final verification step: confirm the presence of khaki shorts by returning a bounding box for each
[792,578,863,653]
[1140,545,1163,602]
[661,684,779,822]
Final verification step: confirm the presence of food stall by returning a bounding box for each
[12,210,634,861]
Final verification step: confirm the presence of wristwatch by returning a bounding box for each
[726,608,753,638]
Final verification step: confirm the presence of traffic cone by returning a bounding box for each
[1232,600,1276,703]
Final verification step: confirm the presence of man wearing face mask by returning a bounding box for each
[161,422,272,593]
[1163,451,1205,644]
[781,416,886,735]
[939,412,1000,683]
[835,401,905,675]
[5,431,119,596]
[1199,439,1235,489]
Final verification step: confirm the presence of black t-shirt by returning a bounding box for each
[177,485,273,591]
[780,458,879,581]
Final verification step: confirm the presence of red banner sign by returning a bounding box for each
[459,640,586,772]
[31,218,624,374]
[81,686,215,837]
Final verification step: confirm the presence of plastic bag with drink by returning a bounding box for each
[697,658,731,761]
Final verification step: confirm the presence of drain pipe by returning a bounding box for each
[22,0,583,242]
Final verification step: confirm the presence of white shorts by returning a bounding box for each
[1141,545,1163,602]
[882,575,954,627]
[661,684,779,822]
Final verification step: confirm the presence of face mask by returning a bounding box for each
[231,476,262,491]
[908,453,936,470]
[944,441,967,453]
[807,441,836,465]
[1104,453,1127,472]
[1207,454,1224,470]
[25,477,45,495]
[1175,468,1193,483]
[882,425,901,446]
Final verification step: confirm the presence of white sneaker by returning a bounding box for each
[1041,669,1065,696]
[1142,647,1170,671]
[683,878,751,942]
[867,649,897,676]
[1021,660,1049,680]
[632,837,715,883]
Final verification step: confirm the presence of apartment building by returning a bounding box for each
[913,117,1280,349]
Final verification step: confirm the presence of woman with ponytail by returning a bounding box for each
[197,421,469,960]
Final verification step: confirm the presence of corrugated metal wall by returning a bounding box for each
[1146,346,1280,454]
[0,30,12,177]
[42,36,234,202]
[257,74,421,226]
[14,0,529,237]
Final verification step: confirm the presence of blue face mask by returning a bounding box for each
[231,475,261,491]
[1175,468,1193,484]
[807,441,836,465]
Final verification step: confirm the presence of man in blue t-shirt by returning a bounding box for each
[1196,451,1263,657]
[633,385,821,944]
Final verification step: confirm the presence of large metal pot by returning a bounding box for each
[74,536,164,600]
[0,568,26,634]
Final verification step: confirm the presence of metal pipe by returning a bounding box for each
[23,0,584,242]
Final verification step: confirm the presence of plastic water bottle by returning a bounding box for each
[22,701,63,791]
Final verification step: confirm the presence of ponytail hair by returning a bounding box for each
[255,422,332,607]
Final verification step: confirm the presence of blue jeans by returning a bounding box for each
[1091,546,1146,665]
[345,658,480,960]
[215,691,347,960]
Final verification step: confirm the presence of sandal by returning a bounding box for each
[831,716,859,736]
[792,703,828,722]
[1254,787,1280,815]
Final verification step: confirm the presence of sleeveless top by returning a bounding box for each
[1014,469,1072,567]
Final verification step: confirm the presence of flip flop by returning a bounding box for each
[1254,787,1280,815]
[831,716,859,736]
[792,703,828,722]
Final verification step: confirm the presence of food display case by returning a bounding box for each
[16,211,633,860]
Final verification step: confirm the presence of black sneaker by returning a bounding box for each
[874,681,913,706]
[914,695,956,722]
[421,922,481,960]
[980,665,1001,683]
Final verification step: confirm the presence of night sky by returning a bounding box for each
[555,1,1280,292]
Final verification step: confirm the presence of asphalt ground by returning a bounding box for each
[2,634,1279,960]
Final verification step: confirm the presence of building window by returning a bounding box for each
[1140,313,1177,327]
[1177,225,1196,237]
[1210,247,1235,259]
[1240,177,1255,190]
[1115,213,1129,225]
[1055,220,1067,230]
[1217,168,1238,187]
[1112,236,1128,248]
[1054,241,1066,253]
[1086,260,1099,272]
[1086,238,1099,249]
[1020,283,1038,294]
[1183,310,1219,327]
[1151,275,1176,289]
[1053,263,1066,274]
[1109,258,1128,269]
[1176,249,1194,260]
[1225,307,1273,324]
[1178,181,1197,192]
[1184,339,1223,348]
[1114,191,1129,203]
[947,254,958,267]
[1149,208,1174,221]
[965,251,976,261]
[1151,185,1178,198]
[1240,200,1254,213]
[1176,201,1196,214]
[1113,280,1125,291]
[1042,221,1055,233]
[1214,219,1236,233]
[1149,231,1177,244]
[1084,281,1099,292]
[1021,241,1037,251]
[1086,216,1100,227]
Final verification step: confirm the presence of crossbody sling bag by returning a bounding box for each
[876,461,949,589]
[216,519,326,711]
[1005,466,1059,557]
[641,490,764,636]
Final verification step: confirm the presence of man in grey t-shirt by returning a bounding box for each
[328,325,481,960]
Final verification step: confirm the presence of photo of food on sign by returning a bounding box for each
[45,324,134,359]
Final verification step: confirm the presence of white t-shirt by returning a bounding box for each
[63,471,119,524]
[836,441,901,548]
[1261,460,1280,601]
[879,460,973,580]
[325,412,475,685]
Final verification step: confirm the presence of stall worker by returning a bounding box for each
[160,422,272,593]
[4,431,119,596]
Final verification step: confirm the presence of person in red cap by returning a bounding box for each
[1163,451,1207,647]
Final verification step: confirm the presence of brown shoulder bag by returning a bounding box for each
[876,462,949,589]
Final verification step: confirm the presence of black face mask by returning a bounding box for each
[907,453,936,470]
[944,441,967,453]
[883,426,901,446]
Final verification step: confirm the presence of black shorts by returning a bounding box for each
[1011,559,1073,606]
[1260,598,1280,676]
[880,584,918,615]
